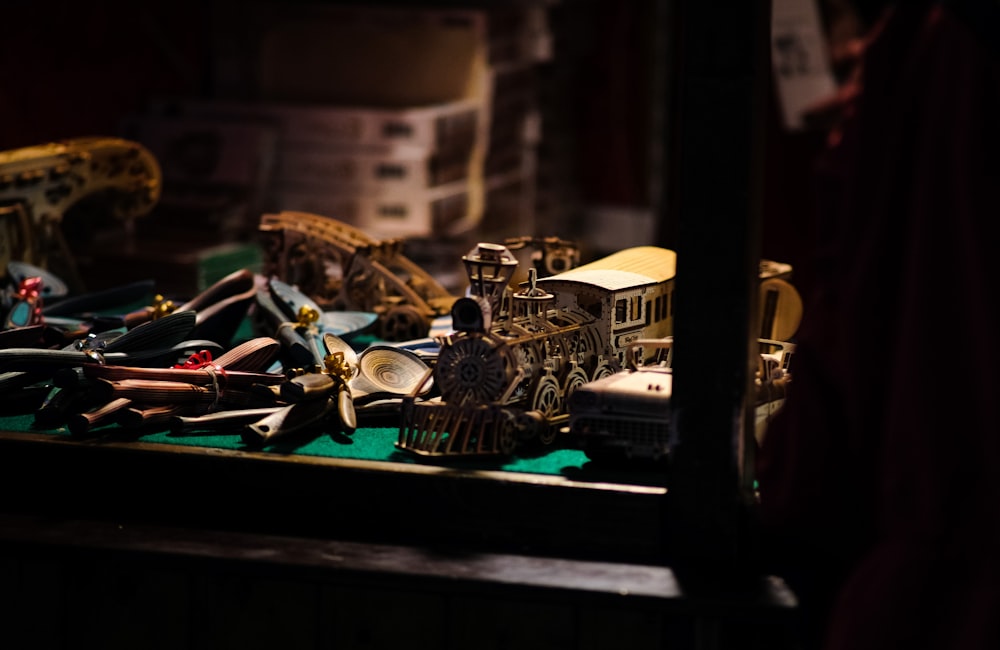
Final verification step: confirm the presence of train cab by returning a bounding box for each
[535,246,676,365]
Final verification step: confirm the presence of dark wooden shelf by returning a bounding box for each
[0,429,668,564]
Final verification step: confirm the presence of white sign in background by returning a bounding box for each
[771,0,838,130]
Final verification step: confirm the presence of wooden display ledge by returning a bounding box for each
[0,429,669,564]
[0,512,798,650]
[0,427,798,649]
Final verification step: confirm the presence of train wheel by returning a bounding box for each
[562,367,589,398]
[590,360,615,382]
[495,409,518,454]
[382,304,427,341]
[538,426,558,446]
[532,375,562,445]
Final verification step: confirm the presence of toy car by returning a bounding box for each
[567,337,794,463]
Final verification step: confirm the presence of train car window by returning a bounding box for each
[578,294,603,319]
[615,298,627,323]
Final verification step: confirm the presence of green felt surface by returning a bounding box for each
[0,410,666,486]
[0,310,666,486]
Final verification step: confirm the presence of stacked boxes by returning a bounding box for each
[204,3,496,241]
[153,98,484,239]
[241,2,553,241]
[94,2,559,296]
[270,100,482,239]
[137,2,555,245]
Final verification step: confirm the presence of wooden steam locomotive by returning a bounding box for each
[397,242,676,457]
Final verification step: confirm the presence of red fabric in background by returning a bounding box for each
[758,4,1000,649]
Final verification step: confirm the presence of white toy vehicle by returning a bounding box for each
[567,337,794,463]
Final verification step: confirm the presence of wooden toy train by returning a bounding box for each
[397,242,677,457]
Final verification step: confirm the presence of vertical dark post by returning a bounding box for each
[660,0,771,585]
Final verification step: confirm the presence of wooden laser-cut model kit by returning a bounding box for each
[567,337,795,463]
[259,210,457,342]
[396,243,678,457]
[0,137,161,288]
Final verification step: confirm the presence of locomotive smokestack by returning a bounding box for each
[462,242,518,318]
